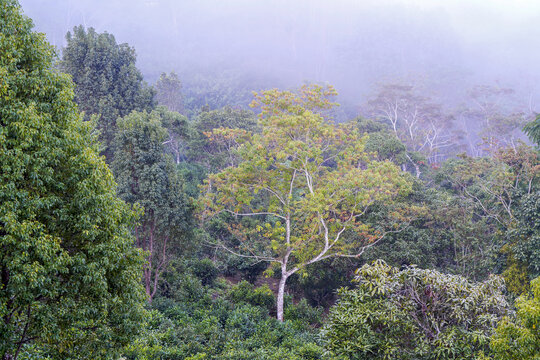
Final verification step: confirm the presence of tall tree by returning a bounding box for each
[464,85,526,154]
[436,145,539,291]
[366,83,459,171]
[61,25,155,158]
[112,109,193,303]
[199,85,412,321]
[0,2,146,359]
[157,105,189,164]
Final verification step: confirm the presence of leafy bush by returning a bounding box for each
[189,258,220,286]
[125,274,327,359]
[322,260,510,359]
[228,281,276,312]
[284,298,323,327]
[489,276,540,359]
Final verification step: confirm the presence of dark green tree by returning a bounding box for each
[112,109,193,304]
[0,2,146,359]
[505,192,540,284]
[157,105,189,164]
[61,25,155,158]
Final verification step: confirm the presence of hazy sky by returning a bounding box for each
[17,0,540,109]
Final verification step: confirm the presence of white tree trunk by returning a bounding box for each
[276,273,288,322]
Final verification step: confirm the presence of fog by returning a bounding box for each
[18,0,540,118]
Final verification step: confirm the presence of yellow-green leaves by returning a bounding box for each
[199,84,412,287]
[490,277,540,359]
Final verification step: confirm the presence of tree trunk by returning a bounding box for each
[276,273,288,322]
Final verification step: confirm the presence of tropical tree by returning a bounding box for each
[366,83,458,170]
[503,191,540,293]
[112,109,193,303]
[61,25,155,158]
[464,85,526,154]
[156,106,189,164]
[0,1,146,358]
[322,260,510,359]
[199,85,412,321]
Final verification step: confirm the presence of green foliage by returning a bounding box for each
[433,155,517,279]
[188,106,257,172]
[365,132,408,166]
[228,281,276,312]
[322,261,510,359]
[189,258,219,286]
[353,117,389,134]
[112,108,193,302]
[155,105,189,164]
[283,298,323,326]
[505,192,540,282]
[157,261,209,303]
[200,85,413,320]
[62,25,155,157]
[490,277,540,359]
[125,276,326,360]
[287,258,354,308]
[351,116,408,167]
[0,1,146,358]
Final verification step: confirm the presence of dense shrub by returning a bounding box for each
[322,260,510,359]
[125,275,326,359]
[228,281,276,312]
[189,258,220,286]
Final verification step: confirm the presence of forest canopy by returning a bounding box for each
[2,0,540,359]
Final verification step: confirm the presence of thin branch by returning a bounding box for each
[223,209,286,220]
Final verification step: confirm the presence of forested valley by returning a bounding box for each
[1,0,540,359]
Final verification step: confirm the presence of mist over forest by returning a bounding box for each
[19,0,540,154]
[20,0,540,100]
[2,0,540,359]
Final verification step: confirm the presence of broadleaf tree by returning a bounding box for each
[155,71,184,114]
[112,109,193,303]
[322,260,510,359]
[61,25,155,159]
[0,1,146,358]
[199,85,413,321]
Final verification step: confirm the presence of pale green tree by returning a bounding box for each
[199,85,412,321]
